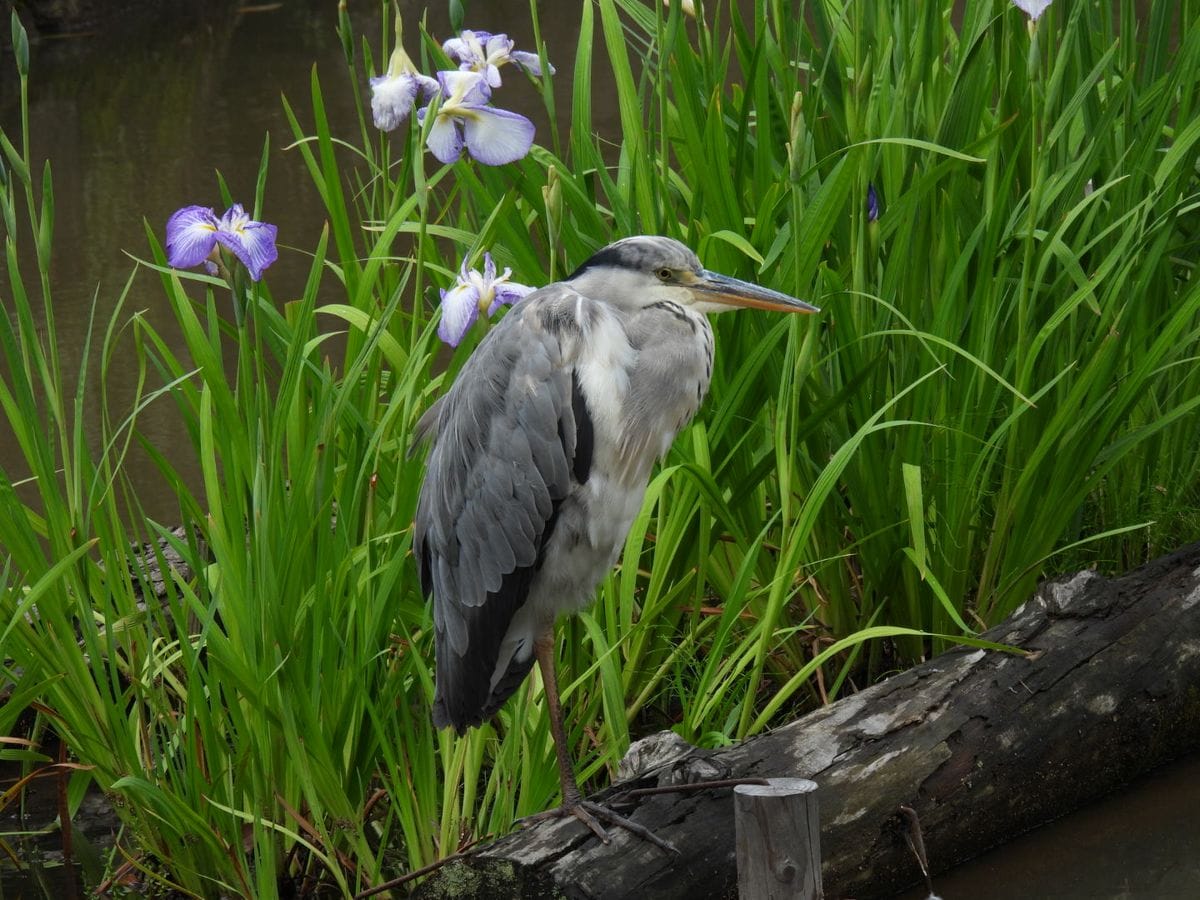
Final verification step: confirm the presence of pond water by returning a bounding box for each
[897,753,1200,899]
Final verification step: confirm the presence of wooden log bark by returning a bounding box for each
[413,541,1200,899]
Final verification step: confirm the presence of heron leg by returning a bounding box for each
[534,631,586,809]
[529,631,676,854]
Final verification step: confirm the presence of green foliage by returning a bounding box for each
[2,0,1198,895]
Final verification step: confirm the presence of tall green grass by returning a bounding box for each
[2,0,1198,894]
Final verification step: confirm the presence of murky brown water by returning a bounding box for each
[897,753,1200,899]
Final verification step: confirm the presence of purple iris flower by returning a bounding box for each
[165,204,278,282]
[370,41,439,131]
[1012,0,1052,21]
[438,251,534,347]
[418,70,536,166]
[442,29,553,88]
[867,184,880,222]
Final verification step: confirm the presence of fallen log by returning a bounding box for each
[413,541,1200,899]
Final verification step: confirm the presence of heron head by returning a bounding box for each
[566,235,819,315]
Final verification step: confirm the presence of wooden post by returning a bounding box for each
[735,777,821,900]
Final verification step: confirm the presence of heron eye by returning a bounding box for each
[656,267,673,281]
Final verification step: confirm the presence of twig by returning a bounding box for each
[613,777,771,801]
[354,841,483,898]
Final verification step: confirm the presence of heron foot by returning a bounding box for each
[521,799,678,854]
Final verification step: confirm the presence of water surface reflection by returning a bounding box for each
[897,753,1200,899]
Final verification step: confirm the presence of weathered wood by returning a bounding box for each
[413,541,1200,899]
[735,778,821,900]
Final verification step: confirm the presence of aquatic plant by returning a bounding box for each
[418,69,537,166]
[368,17,438,130]
[438,251,534,347]
[165,203,278,281]
[442,28,553,87]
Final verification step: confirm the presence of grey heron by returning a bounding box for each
[413,235,819,846]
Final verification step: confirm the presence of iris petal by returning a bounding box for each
[438,283,481,346]
[370,73,420,131]
[464,75,492,106]
[228,222,280,282]
[461,106,536,166]
[426,115,465,164]
[1012,0,1052,20]
[437,69,465,103]
[415,73,440,100]
[484,34,512,58]
[441,36,470,61]
[438,69,490,106]
[165,206,219,269]
[510,50,551,76]
[488,281,534,315]
[168,203,277,281]
[218,203,249,230]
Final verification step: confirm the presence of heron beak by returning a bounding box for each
[692,270,820,313]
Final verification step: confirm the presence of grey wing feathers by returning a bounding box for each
[413,290,587,732]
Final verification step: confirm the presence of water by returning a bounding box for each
[896,753,1200,899]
